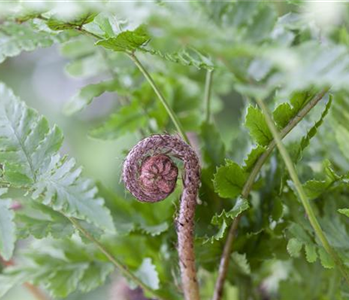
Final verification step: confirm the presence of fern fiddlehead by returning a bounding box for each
[123,134,201,300]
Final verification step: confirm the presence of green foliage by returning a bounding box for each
[330,94,349,162]
[16,202,74,239]
[295,96,332,162]
[273,92,315,129]
[243,145,266,172]
[0,84,63,185]
[0,21,55,63]
[46,12,97,31]
[1,3,349,300]
[96,25,150,52]
[143,47,214,70]
[64,79,125,115]
[0,239,114,298]
[214,161,248,199]
[132,258,160,290]
[338,209,349,218]
[245,105,273,146]
[200,122,225,167]
[209,197,249,242]
[0,83,114,233]
[89,100,148,140]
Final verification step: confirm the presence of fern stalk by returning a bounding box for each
[127,52,190,144]
[204,69,214,123]
[255,96,349,286]
[73,26,190,144]
[213,89,330,300]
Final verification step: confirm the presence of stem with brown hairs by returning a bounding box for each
[212,88,329,300]
[123,134,201,300]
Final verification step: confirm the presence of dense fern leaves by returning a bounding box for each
[16,202,74,240]
[0,83,115,233]
[0,83,63,185]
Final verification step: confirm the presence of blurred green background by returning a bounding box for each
[1,1,349,299]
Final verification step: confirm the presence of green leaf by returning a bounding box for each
[92,12,115,38]
[96,25,150,52]
[231,252,251,275]
[302,160,343,200]
[214,160,248,199]
[139,222,169,237]
[78,262,114,293]
[338,208,349,218]
[16,202,74,239]
[245,105,273,146]
[133,258,160,290]
[97,184,173,237]
[0,83,115,233]
[289,91,314,114]
[64,52,107,78]
[0,239,114,298]
[143,47,214,70]
[44,263,89,297]
[287,238,302,257]
[0,21,54,63]
[64,79,125,115]
[211,197,250,227]
[32,155,115,232]
[208,220,228,243]
[273,102,293,129]
[208,197,249,242]
[0,83,63,185]
[0,188,16,260]
[330,95,349,162]
[305,243,317,263]
[318,248,335,269]
[46,12,97,31]
[243,145,266,172]
[303,179,329,200]
[242,4,277,42]
[295,96,332,162]
[89,100,148,140]
[271,197,284,221]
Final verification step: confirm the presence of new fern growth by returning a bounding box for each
[2,4,349,300]
[123,134,201,300]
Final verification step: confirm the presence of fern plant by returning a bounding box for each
[1,2,349,300]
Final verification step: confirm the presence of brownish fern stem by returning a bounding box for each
[212,88,329,300]
[123,135,201,300]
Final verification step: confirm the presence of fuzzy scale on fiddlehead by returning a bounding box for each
[122,134,201,300]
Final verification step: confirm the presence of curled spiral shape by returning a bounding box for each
[123,134,201,300]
